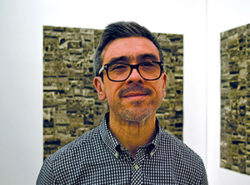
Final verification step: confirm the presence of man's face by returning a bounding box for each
[94,37,167,122]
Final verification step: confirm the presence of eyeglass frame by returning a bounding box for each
[98,61,164,82]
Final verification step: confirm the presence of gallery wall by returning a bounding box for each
[0,0,249,184]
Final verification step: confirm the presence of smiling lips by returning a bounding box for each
[118,84,152,101]
[122,91,149,98]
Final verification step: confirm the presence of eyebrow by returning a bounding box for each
[107,53,160,65]
[138,54,159,61]
[107,56,129,65]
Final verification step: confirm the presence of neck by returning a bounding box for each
[109,111,157,157]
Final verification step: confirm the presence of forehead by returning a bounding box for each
[101,37,160,64]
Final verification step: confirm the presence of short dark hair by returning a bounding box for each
[94,21,164,76]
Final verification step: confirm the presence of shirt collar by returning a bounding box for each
[99,113,163,157]
[99,113,120,156]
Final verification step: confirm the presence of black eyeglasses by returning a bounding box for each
[98,61,164,82]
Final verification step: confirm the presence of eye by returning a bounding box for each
[109,63,128,72]
[140,62,155,67]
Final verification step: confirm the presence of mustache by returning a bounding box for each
[118,84,152,98]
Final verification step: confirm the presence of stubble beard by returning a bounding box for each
[112,99,160,123]
[109,83,163,123]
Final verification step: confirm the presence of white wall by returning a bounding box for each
[207,0,250,185]
[0,0,247,184]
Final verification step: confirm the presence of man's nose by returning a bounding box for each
[126,67,143,83]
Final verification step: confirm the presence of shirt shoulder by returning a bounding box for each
[37,126,108,184]
[159,130,202,162]
[157,130,207,184]
[50,126,101,160]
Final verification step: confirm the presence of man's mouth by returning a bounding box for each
[118,84,152,100]
[122,92,149,98]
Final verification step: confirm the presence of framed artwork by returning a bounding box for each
[220,23,250,175]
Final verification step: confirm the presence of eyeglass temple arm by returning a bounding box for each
[98,65,105,76]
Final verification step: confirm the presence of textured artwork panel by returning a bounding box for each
[43,26,183,159]
[220,23,250,175]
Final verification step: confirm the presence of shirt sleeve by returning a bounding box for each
[199,160,208,185]
[36,157,56,185]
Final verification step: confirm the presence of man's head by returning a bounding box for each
[94,21,164,76]
[93,21,167,122]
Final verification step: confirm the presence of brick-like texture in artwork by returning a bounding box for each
[220,23,250,175]
[43,26,183,159]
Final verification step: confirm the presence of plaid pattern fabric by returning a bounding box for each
[37,113,208,185]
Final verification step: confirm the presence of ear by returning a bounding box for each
[161,73,167,97]
[94,76,106,101]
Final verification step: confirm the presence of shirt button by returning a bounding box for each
[115,152,119,158]
[150,151,154,157]
[134,164,139,170]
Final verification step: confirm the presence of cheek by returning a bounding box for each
[153,85,165,102]
[104,84,119,103]
[155,82,165,95]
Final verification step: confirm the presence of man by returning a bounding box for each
[37,21,208,184]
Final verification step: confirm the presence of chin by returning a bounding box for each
[121,108,154,122]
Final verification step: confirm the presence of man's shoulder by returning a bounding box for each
[46,126,101,164]
[159,130,204,167]
[155,130,207,184]
[37,125,110,184]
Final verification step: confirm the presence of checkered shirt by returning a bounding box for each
[37,113,208,184]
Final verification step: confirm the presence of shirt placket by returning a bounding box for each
[131,148,146,185]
